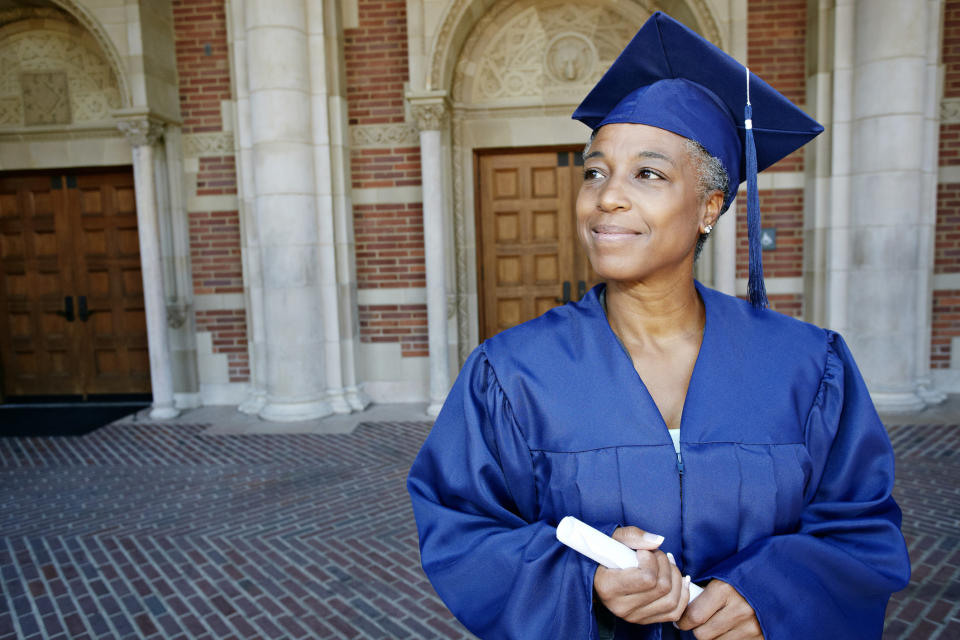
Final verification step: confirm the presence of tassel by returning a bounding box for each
[744,70,768,309]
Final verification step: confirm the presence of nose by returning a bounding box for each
[598,174,629,212]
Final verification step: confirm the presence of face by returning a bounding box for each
[576,123,720,284]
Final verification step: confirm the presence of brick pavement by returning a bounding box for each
[0,420,957,639]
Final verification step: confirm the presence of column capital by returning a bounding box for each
[407,90,450,131]
[114,109,166,147]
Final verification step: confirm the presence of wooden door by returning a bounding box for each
[476,148,599,340]
[0,169,150,398]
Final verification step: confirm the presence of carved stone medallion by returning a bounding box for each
[544,33,597,84]
[20,71,71,125]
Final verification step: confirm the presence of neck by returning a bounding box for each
[605,275,704,346]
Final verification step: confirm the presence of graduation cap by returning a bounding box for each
[572,11,823,309]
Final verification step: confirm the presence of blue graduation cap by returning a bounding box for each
[572,11,823,309]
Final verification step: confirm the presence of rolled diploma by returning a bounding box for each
[556,516,704,603]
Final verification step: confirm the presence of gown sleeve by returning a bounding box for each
[407,347,608,640]
[701,331,911,639]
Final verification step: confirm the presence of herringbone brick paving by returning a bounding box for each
[0,420,956,639]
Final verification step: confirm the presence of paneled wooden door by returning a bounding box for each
[476,148,599,340]
[0,169,151,398]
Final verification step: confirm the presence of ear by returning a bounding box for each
[700,190,724,231]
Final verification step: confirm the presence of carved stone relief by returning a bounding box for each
[21,72,70,125]
[0,23,122,127]
[182,132,235,157]
[942,99,960,124]
[457,2,639,104]
[350,122,419,148]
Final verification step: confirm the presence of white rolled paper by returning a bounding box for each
[556,516,704,603]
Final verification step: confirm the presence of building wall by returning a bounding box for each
[346,0,429,396]
[738,0,807,318]
[934,0,960,369]
[172,0,249,394]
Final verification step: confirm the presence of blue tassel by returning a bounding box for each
[744,101,768,309]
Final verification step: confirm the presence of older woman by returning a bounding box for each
[407,12,909,640]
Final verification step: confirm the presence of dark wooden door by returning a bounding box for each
[476,148,599,340]
[0,169,150,398]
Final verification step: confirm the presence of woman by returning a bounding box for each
[407,12,910,640]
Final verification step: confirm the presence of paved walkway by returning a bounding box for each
[0,408,957,639]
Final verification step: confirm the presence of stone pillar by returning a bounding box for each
[410,94,451,416]
[843,0,935,412]
[117,116,179,420]
[712,201,737,296]
[245,0,331,421]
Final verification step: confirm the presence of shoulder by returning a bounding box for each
[698,283,830,360]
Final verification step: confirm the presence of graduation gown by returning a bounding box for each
[407,282,910,639]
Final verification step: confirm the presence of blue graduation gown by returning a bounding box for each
[407,282,910,639]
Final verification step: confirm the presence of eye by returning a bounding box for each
[583,167,604,181]
[637,168,663,180]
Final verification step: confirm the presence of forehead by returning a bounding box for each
[589,123,693,163]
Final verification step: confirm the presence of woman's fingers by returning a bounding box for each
[612,525,665,551]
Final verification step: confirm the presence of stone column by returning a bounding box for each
[117,116,179,420]
[410,94,451,417]
[245,0,331,421]
[843,0,935,412]
[712,202,737,296]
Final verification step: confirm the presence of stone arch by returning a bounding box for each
[0,1,129,129]
[429,0,724,94]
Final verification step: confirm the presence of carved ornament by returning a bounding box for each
[409,99,449,131]
[117,117,165,147]
[183,132,235,157]
[350,122,419,148]
[942,99,960,124]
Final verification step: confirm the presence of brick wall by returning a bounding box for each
[747,0,807,172]
[174,0,249,380]
[173,0,230,134]
[932,291,960,369]
[767,293,803,319]
[196,310,250,382]
[358,304,428,357]
[347,0,428,358]
[354,203,426,288]
[351,147,421,189]
[940,0,960,165]
[934,1,960,368]
[735,188,804,279]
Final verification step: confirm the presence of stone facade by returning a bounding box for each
[0,0,955,416]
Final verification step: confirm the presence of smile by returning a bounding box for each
[592,225,640,241]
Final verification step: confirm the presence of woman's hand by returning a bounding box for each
[593,527,690,625]
[676,579,763,639]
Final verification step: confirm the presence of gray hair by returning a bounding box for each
[683,138,729,259]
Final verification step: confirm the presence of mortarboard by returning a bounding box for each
[572,11,823,309]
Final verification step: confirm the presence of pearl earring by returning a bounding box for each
[704,224,713,234]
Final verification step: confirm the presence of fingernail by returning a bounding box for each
[672,622,680,629]
[666,552,676,566]
[642,532,665,545]
[684,575,691,587]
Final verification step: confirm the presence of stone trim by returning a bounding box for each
[349,122,418,148]
[183,132,235,157]
[942,98,960,124]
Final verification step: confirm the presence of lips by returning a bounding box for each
[592,224,640,240]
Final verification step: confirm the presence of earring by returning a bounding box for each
[703,224,713,234]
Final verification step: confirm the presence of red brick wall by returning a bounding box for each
[934,1,960,368]
[735,188,804,279]
[173,0,230,134]
[936,183,960,274]
[768,293,803,318]
[174,0,249,380]
[747,0,806,172]
[358,304,428,357]
[932,290,960,369]
[354,203,426,288]
[344,0,408,126]
[195,310,250,382]
[188,210,243,295]
[351,147,422,189]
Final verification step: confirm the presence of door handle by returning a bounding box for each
[54,296,74,321]
[577,280,586,300]
[77,296,100,322]
[555,281,571,304]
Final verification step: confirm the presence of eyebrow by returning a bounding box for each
[583,150,677,166]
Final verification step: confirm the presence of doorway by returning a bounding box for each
[475,147,600,340]
[0,168,151,399]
